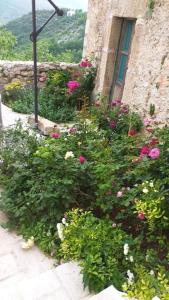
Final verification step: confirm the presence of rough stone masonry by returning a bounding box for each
[83,0,169,123]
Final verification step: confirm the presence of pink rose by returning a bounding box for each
[69,127,76,134]
[51,132,60,138]
[140,145,150,157]
[149,148,160,159]
[117,191,123,198]
[138,212,145,220]
[79,156,87,164]
[144,118,151,127]
[67,81,80,93]
[79,59,92,68]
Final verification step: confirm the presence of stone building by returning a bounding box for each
[83,0,169,122]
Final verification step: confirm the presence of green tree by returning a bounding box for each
[0,28,16,59]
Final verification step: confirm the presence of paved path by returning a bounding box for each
[1,103,28,127]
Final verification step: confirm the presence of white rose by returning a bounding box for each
[127,270,134,284]
[57,223,64,241]
[129,256,134,262]
[64,151,74,160]
[150,270,155,276]
[149,182,154,188]
[143,188,149,194]
[124,243,129,256]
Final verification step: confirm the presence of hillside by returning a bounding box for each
[4,9,87,63]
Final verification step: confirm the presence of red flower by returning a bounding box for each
[149,138,159,146]
[128,129,137,136]
[79,59,92,68]
[110,120,117,129]
[140,145,150,156]
[51,132,60,138]
[79,156,87,164]
[138,212,145,220]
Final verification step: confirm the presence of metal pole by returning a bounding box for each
[32,0,38,126]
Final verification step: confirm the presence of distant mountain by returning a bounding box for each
[4,9,87,63]
[0,0,88,24]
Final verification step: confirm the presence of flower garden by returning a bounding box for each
[1,59,169,299]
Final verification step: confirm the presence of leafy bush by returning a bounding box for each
[1,107,169,297]
[58,209,131,292]
[2,80,33,114]
[2,61,96,123]
[123,266,169,299]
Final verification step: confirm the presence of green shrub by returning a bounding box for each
[58,209,131,292]
[123,266,169,299]
[1,110,169,297]
[2,81,34,114]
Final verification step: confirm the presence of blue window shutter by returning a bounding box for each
[117,54,128,83]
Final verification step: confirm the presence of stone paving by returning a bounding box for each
[1,103,28,127]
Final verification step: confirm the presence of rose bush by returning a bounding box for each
[1,102,169,297]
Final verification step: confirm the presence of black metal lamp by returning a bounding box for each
[30,0,64,127]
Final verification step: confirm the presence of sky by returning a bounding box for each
[0,0,88,24]
[28,0,88,11]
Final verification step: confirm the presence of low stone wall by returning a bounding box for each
[0,61,79,85]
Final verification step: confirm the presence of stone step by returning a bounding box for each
[89,285,129,300]
[0,262,90,300]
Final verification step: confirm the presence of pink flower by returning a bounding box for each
[95,100,101,107]
[79,59,92,68]
[110,120,117,129]
[69,127,76,134]
[111,99,121,107]
[67,81,80,93]
[149,148,160,159]
[51,132,60,138]
[79,156,87,164]
[120,105,129,114]
[140,145,150,157]
[144,118,151,127]
[117,191,123,198]
[138,212,145,220]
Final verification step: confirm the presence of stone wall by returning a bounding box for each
[83,0,169,123]
[0,61,79,85]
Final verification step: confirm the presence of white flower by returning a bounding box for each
[64,151,74,160]
[112,223,117,228]
[150,270,155,276]
[78,142,82,146]
[127,270,134,284]
[124,243,129,256]
[129,256,134,262]
[21,236,34,250]
[149,182,154,188]
[152,296,160,300]
[62,218,67,225]
[143,188,149,194]
[57,223,64,241]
